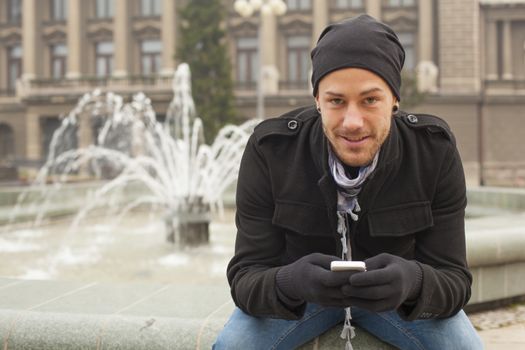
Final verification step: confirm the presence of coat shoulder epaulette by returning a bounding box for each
[253,105,317,144]
[398,111,456,145]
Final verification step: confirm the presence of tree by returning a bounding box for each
[400,70,426,110]
[177,0,237,143]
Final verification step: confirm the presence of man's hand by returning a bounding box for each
[341,253,423,312]
[276,253,357,307]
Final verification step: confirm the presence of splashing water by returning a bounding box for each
[5,63,259,254]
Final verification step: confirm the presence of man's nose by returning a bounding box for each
[342,104,364,130]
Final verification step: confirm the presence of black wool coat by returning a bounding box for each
[227,105,471,321]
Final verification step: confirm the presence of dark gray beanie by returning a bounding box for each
[311,15,405,101]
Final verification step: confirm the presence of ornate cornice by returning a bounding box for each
[278,17,312,36]
[229,20,258,37]
[42,28,66,44]
[0,27,22,46]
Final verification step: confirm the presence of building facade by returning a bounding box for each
[0,0,524,186]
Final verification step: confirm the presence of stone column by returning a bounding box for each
[0,47,6,91]
[502,20,513,80]
[312,0,329,43]
[366,0,382,20]
[113,0,131,77]
[418,0,433,63]
[78,111,93,149]
[67,0,84,78]
[21,0,42,80]
[485,20,498,80]
[260,12,279,94]
[25,112,41,162]
[161,0,177,76]
[438,0,480,94]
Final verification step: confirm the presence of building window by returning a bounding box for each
[7,0,22,23]
[7,45,22,91]
[141,40,162,75]
[140,0,161,16]
[522,40,525,79]
[386,0,415,7]
[287,35,310,85]
[236,37,258,87]
[51,44,67,79]
[51,0,68,20]
[40,117,61,161]
[334,0,364,9]
[287,0,311,11]
[96,0,114,18]
[0,123,15,164]
[95,41,114,77]
[496,21,503,78]
[398,32,415,70]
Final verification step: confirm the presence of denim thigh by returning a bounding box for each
[214,304,483,350]
[352,307,484,350]
[213,304,345,350]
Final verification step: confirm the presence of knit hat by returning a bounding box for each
[311,15,405,101]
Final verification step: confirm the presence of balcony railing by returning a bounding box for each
[234,81,257,91]
[235,80,310,93]
[279,80,309,91]
[485,78,525,91]
[0,89,16,97]
[18,75,173,98]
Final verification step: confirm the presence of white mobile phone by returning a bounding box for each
[330,261,367,272]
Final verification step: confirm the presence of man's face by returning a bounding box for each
[316,68,396,167]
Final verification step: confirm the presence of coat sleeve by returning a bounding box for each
[401,141,472,320]
[226,136,303,319]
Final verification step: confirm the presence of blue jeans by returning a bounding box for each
[213,304,483,350]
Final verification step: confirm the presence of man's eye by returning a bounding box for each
[364,97,378,105]
[330,98,344,105]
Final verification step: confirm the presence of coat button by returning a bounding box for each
[287,120,298,130]
[407,114,418,124]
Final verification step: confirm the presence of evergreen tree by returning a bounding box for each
[400,71,426,110]
[177,0,237,143]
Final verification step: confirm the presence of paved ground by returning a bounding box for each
[478,323,525,350]
[470,303,525,349]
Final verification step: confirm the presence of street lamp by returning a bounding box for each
[234,0,287,119]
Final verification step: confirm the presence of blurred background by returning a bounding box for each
[0,0,523,187]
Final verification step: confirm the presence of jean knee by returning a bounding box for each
[455,328,484,350]
[213,327,246,350]
[214,318,265,350]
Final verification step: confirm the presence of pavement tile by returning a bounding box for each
[0,279,94,310]
[34,281,167,315]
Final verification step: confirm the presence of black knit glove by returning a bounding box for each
[341,253,423,312]
[276,253,356,308]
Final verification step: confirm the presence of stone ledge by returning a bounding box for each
[0,309,225,350]
[0,309,396,350]
[467,186,525,212]
[466,210,525,307]
[0,279,394,349]
[467,226,525,266]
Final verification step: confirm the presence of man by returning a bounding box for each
[214,15,483,350]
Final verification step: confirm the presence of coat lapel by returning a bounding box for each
[309,115,340,237]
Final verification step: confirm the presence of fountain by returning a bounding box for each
[6,63,259,248]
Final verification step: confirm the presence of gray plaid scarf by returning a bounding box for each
[327,146,379,350]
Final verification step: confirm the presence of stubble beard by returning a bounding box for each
[326,126,390,167]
